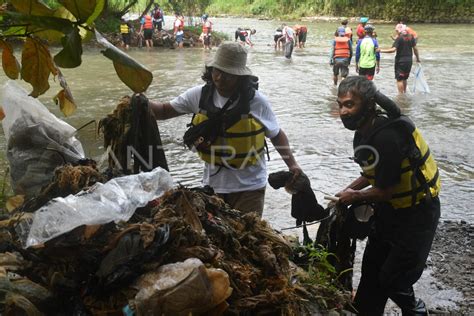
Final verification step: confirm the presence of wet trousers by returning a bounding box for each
[354,197,440,315]
[219,188,265,217]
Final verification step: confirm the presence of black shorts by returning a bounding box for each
[121,33,130,45]
[203,34,211,46]
[298,31,307,43]
[274,34,281,43]
[359,67,375,76]
[144,29,153,40]
[333,59,349,77]
[395,61,413,80]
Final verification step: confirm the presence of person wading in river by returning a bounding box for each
[381,25,420,93]
[335,76,440,315]
[139,12,154,48]
[330,26,352,85]
[149,42,302,216]
[356,24,380,81]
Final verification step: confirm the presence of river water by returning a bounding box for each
[0,18,472,229]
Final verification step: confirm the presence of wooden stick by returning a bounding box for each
[324,195,339,202]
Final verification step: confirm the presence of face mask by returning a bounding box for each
[340,101,374,130]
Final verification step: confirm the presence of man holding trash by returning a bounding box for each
[149,42,302,217]
[335,76,440,314]
[380,25,420,93]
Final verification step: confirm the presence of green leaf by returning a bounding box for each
[95,30,153,93]
[11,0,55,16]
[59,0,105,24]
[54,27,82,68]
[7,12,74,34]
[1,26,27,37]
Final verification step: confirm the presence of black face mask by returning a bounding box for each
[340,101,374,130]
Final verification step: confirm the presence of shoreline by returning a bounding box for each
[427,220,473,313]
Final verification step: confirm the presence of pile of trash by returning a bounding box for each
[0,177,349,315]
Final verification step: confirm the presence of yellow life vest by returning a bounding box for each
[357,116,440,209]
[189,83,266,169]
[120,23,129,34]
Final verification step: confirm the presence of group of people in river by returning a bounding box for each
[330,17,420,93]
[148,39,440,314]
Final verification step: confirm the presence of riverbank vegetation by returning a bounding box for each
[207,0,472,23]
[95,0,473,23]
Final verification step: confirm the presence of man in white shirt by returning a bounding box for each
[150,42,301,216]
[278,24,294,58]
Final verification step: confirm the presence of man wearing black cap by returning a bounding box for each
[150,42,302,217]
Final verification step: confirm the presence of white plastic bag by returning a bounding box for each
[412,63,430,93]
[0,81,85,197]
[23,167,174,248]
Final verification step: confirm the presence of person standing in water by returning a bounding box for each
[330,27,352,85]
[341,19,353,42]
[200,14,213,50]
[149,42,302,217]
[355,24,380,81]
[357,17,369,40]
[381,25,420,93]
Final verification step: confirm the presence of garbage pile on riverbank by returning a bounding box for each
[0,167,350,315]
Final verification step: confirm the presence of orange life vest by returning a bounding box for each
[407,27,417,38]
[334,37,351,58]
[202,21,212,33]
[144,15,153,29]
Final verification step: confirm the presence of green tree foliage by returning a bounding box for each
[206,0,473,22]
[0,0,153,116]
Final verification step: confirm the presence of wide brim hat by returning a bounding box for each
[207,42,253,76]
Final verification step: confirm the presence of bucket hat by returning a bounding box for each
[207,42,252,76]
[360,17,369,23]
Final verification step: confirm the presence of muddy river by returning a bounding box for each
[0,18,472,230]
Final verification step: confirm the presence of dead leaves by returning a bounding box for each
[20,38,57,97]
[0,40,20,80]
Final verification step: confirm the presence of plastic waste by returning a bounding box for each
[133,258,232,316]
[412,63,430,93]
[22,167,173,248]
[0,80,85,197]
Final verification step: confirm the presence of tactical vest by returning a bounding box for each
[356,116,440,209]
[190,83,266,168]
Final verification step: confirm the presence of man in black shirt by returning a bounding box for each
[335,76,440,315]
[381,25,420,93]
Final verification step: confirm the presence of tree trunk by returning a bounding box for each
[140,0,155,20]
[116,0,139,18]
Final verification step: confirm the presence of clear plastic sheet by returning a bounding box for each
[23,167,173,248]
[412,63,430,93]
